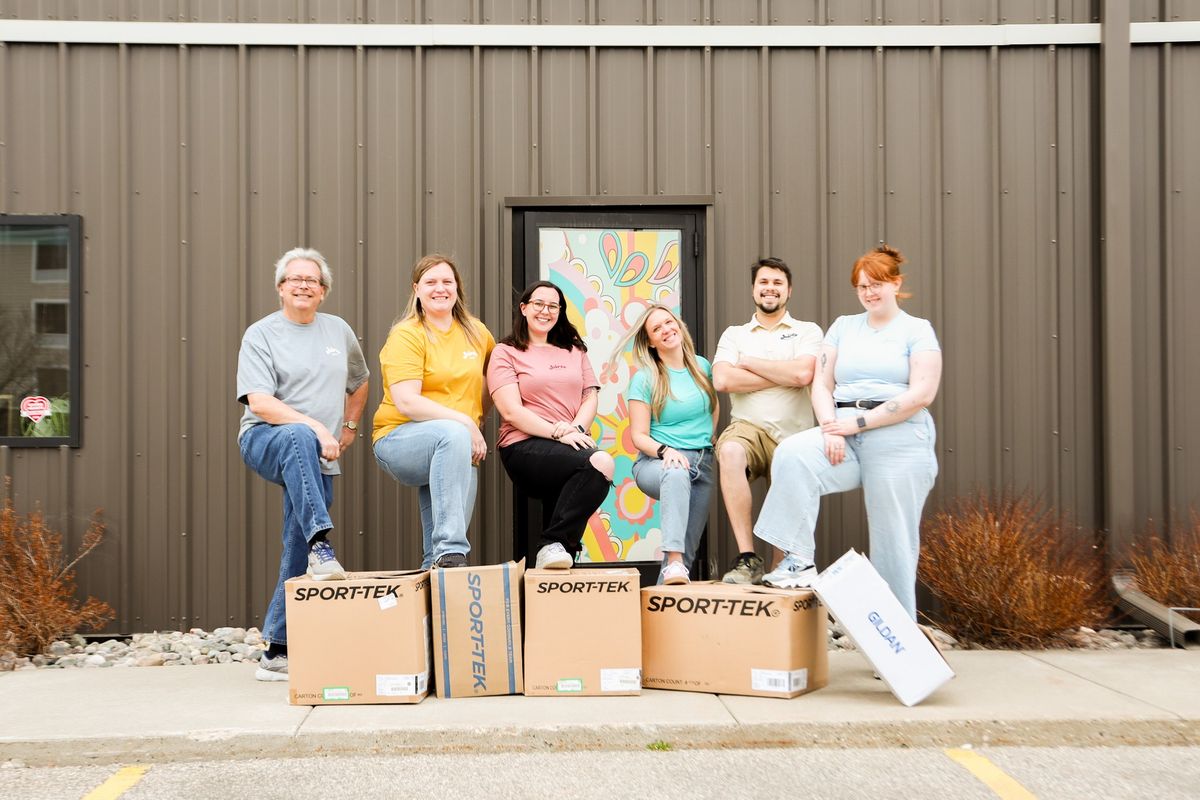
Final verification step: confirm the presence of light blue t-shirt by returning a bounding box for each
[826,311,940,403]
[628,357,714,450]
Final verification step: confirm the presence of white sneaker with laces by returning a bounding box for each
[535,542,573,570]
[762,553,817,588]
[255,654,289,682]
[661,561,690,585]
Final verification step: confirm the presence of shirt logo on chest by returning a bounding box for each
[463,351,479,359]
[325,346,342,356]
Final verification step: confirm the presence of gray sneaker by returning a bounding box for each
[762,553,817,589]
[255,654,288,682]
[434,552,468,569]
[721,553,765,585]
[535,543,573,570]
[307,540,347,581]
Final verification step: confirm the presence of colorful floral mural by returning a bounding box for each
[539,227,682,563]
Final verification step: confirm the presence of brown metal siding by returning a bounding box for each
[0,12,1196,632]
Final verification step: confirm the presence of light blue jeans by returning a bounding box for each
[754,409,938,618]
[373,419,477,568]
[239,423,334,646]
[632,447,714,583]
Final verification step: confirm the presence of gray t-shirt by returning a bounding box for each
[236,310,369,476]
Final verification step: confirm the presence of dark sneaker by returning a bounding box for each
[721,553,765,585]
[434,552,468,569]
[255,654,288,682]
[307,540,347,581]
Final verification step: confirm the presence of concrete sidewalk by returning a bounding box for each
[1,650,1198,766]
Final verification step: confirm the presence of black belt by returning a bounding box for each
[835,400,885,410]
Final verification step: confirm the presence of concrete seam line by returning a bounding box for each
[1021,652,1188,722]
[81,765,150,800]
[945,749,1037,800]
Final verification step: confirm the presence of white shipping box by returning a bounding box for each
[811,550,954,706]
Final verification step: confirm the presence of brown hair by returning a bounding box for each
[851,244,912,300]
[399,253,486,350]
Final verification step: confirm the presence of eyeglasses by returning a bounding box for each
[283,276,323,289]
[525,300,561,313]
[855,281,887,294]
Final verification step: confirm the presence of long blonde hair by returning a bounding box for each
[399,253,485,350]
[608,304,716,422]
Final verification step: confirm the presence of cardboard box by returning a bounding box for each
[285,570,431,705]
[812,550,955,706]
[430,560,524,698]
[523,568,642,696]
[641,582,828,698]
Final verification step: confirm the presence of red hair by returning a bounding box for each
[851,244,912,300]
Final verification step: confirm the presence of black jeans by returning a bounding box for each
[499,437,611,556]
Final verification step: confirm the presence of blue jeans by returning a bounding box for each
[239,423,334,646]
[754,409,938,618]
[373,419,477,568]
[632,448,714,582]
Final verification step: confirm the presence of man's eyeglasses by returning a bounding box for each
[525,300,561,313]
[283,276,323,289]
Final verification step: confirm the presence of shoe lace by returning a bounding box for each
[312,541,336,564]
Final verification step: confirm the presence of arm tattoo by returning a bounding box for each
[885,400,900,413]
[820,353,828,371]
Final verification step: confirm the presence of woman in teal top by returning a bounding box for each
[617,304,718,585]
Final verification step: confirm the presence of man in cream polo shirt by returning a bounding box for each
[712,257,823,584]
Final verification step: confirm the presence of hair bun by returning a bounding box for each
[877,243,905,265]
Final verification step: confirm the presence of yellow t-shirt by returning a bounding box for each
[372,316,496,443]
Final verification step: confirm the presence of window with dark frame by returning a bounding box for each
[0,215,83,447]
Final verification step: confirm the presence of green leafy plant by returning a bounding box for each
[918,493,1109,648]
[0,491,113,656]
[21,397,70,438]
[1128,515,1200,622]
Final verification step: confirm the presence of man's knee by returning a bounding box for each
[281,423,320,452]
[588,450,615,482]
[717,440,749,473]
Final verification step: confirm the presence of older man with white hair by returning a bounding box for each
[236,247,369,681]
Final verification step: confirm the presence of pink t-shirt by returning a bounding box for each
[487,343,599,449]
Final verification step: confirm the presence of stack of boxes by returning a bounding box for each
[284,549,951,707]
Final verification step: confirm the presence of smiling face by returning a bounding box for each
[752,266,792,315]
[520,285,561,340]
[277,258,326,321]
[854,275,902,313]
[414,261,458,318]
[644,308,682,353]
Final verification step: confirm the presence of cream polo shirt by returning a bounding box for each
[712,311,823,441]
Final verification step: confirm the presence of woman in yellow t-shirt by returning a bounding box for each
[372,254,495,569]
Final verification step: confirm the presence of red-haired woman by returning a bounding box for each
[754,245,941,618]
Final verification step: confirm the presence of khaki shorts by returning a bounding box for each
[715,420,779,482]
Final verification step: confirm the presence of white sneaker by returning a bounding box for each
[255,654,289,682]
[306,540,347,581]
[661,561,690,585]
[762,553,817,588]
[535,542,573,570]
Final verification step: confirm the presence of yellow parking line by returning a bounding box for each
[82,765,150,800]
[945,749,1036,799]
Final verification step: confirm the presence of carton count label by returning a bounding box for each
[751,668,808,693]
[555,678,584,693]
[378,593,398,611]
[600,668,642,692]
[322,687,351,701]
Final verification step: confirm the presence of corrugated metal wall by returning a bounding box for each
[1,3,1198,633]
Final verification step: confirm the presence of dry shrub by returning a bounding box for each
[1129,515,1200,622]
[0,494,114,656]
[919,493,1109,648]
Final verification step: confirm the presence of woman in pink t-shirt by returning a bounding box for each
[487,281,615,569]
